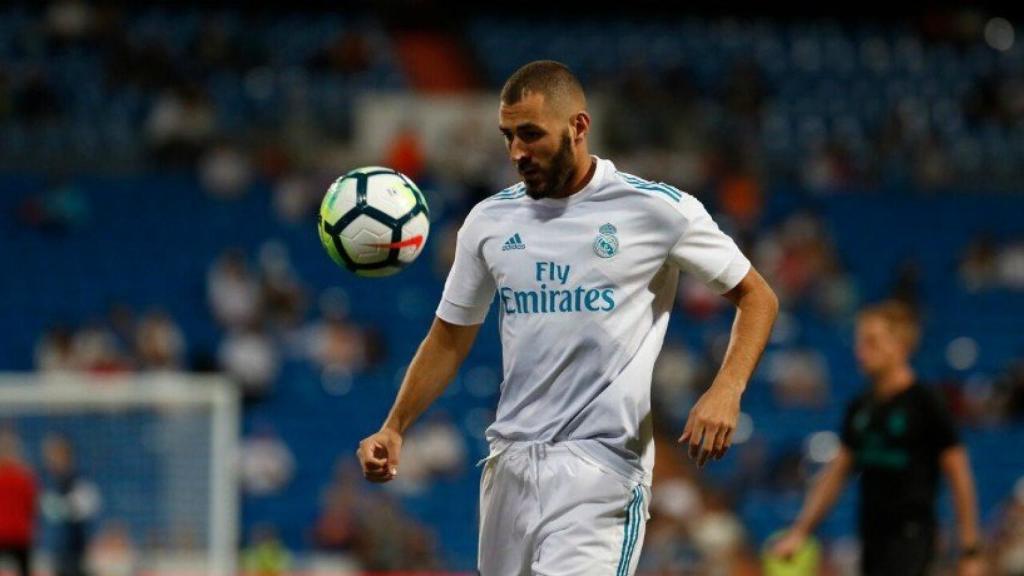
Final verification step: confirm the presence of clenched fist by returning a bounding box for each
[357,427,403,483]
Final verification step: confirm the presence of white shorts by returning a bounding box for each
[478,441,651,576]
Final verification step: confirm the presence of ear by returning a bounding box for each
[571,111,590,143]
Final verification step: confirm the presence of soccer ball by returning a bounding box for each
[318,166,430,277]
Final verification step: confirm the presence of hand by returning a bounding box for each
[770,528,808,560]
[679,382,742,467]
[958,556,985,576]
[357,427,403,483]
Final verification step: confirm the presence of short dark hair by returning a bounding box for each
[857,300,921,352]
[500,60,586,110]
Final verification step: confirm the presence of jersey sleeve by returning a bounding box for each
[840,398,859,449]
[922,387,960,454]
[435,213,496,326]
[667,196,751,294]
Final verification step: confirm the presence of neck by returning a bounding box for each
[871,364,915,400]
[553,154,595,199]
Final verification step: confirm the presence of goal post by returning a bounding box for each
[0,373,240,576]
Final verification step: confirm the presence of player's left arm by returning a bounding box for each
[680,267,778,466]
[940,445,985,575]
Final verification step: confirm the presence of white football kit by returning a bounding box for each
[436,156,751,575]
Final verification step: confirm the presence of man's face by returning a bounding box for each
[499,92,576,199]
[43,437,70,472]
[854,316,908,377]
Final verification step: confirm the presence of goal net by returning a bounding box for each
[0,374,239,576]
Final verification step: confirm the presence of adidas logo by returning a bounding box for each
[502,233,526,251]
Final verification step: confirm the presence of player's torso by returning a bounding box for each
[847,390,944,522]
[478,189,674,320]
[848,394,934,470]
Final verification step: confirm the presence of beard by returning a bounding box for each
[521,132,576,200]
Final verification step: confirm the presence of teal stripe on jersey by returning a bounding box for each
[493,191,525,200]
[620,175,681,202]
[493,183,526,199]
[616,486,643,576]
[618,172,682,202]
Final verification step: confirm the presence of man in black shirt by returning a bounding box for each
[41,435,100,576]
[771,301,984,575]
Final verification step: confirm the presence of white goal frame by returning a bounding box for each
[0,373,240,576]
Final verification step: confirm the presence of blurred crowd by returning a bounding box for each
[1,2,1024,194]
[33,240,384,402]
[4,1,1024,573]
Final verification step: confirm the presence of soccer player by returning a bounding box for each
[357,60,779,575]
[771,301,984,576]
[41,435,101,576]
[0,429,37,576]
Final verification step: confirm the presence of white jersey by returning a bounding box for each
[436,156,750,485]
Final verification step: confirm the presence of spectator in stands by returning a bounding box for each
[652,341,708,423]
[35,325,78,372]
[997,241,1024,290]
[208,249,262,330]
[766,348,830,409]
[353,493,441,570]
[383,125,426,183]
[754,211,854,320]
[73,322,133,374]
[311,460,366,554]
[690,488,752,575]
[45,0,96,48]
[802,140,857,192]
[959,237,1024,292]
[239,427,294,497]
[42,434,101,576]
[218,326,279,401]
[387,411,467,495]
[257,241,307,331]
[717,169,763,232]
[0,428,37,576]
[272,173,317,224]
[991,477,1024,575]
[959,237,1000,291]
[638,476,703,572]
[145,83,217,166]
[105,304,136,359]
[302,292,369,375]
[200,142,253,199]
[242,524,292,576]
[134,310,185,371]
[86,520,137,576]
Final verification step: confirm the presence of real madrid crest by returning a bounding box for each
[593,223,619,258]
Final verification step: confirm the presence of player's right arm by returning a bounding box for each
[771,445,854,558]
[357,317,482,483]
[359,206,495,484]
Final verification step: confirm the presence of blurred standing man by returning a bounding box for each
[357,60,779,575]
[0,428,37,576]
[42,435,101,576]
[772,301,984,576]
